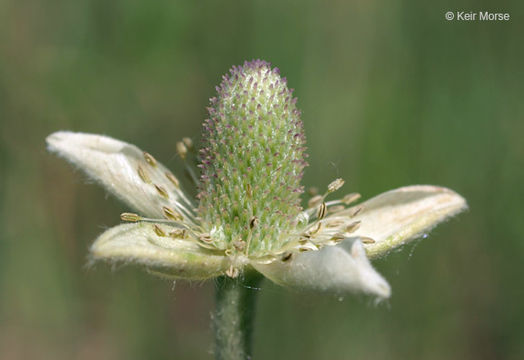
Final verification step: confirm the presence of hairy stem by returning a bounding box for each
[214,274,262,360]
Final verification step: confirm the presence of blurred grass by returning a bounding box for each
[1,0,523,359]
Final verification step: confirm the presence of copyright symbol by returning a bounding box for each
[445,11,454,20]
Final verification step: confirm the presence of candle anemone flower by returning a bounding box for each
[46,60,466,299]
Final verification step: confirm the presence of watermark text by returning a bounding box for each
[445,11,510,21]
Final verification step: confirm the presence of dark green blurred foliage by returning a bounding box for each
[1,1,523,359]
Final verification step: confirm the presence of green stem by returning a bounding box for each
[214,274,262,360]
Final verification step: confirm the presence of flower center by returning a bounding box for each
[197,60,307,256]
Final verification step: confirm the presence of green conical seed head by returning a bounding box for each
[198,60,307,257]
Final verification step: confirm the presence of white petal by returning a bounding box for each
[340,185,467,259]
[252,240,391,298]
[46,131,192,218]
[91,223,230,279]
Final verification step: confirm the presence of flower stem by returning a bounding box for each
[214,273,262,360]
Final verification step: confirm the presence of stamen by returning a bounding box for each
[176,141,188,159]
[361,237,376,244]
[327,178,345,193]
[162,206,183,221]
[345,221,361,233]
[132,217,185,225]
[281,252,293,262]
[120,212,141,222]
[307,222,322,236]
[328,205,345,213]
[154,184,169,199]
[137,165,151,184]
[325,219,346,228]
[165,172,180,188]
[182,137,193,149]
[199,234,213,243]
[330,233,346,243]
[348,206,363,217]
[245,216,258,255]
[308,195,323,208]
[169,229,187,239]
[233,240,246,251]
[153,224,166,237]
[317,202,327,219]
[226,265,239,278]
[249,216,259,229]
[307,187,319,196]
[143,152,157,167]
[342,192,361,205]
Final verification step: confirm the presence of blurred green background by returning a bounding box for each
[1,0,523,359]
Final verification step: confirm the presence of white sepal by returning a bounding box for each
[251,239,391,298]
[90,223,230,280]
[46,131,191,219]
[340,185,467,259]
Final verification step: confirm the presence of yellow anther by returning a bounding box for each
[317,202,327,220]
[153,224,166,237]
[249,216,259,229]
[342,193,361,205]
[327,178,345,193]
[162,206,183,221]
[176,141,188,159]
[182,137,193,149]
[307,187,319,196]
[308,195,323,208]
[120,212,141,222]
[143,152,157,167]
[226,265,239,278]
[344,221,361,233]
[325,219,346,228]
[233,240,246,251]
[199,234,213,243]
[308,222,322,236]
[154,184,169,199]
[165,172,180,188]
[169,229,187,239]
[348,206,363,217]
[361,237,376,244]
[328,205,345,213]
[137,165,151,183]
[281,252,293,262]
[330,233,346,242]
